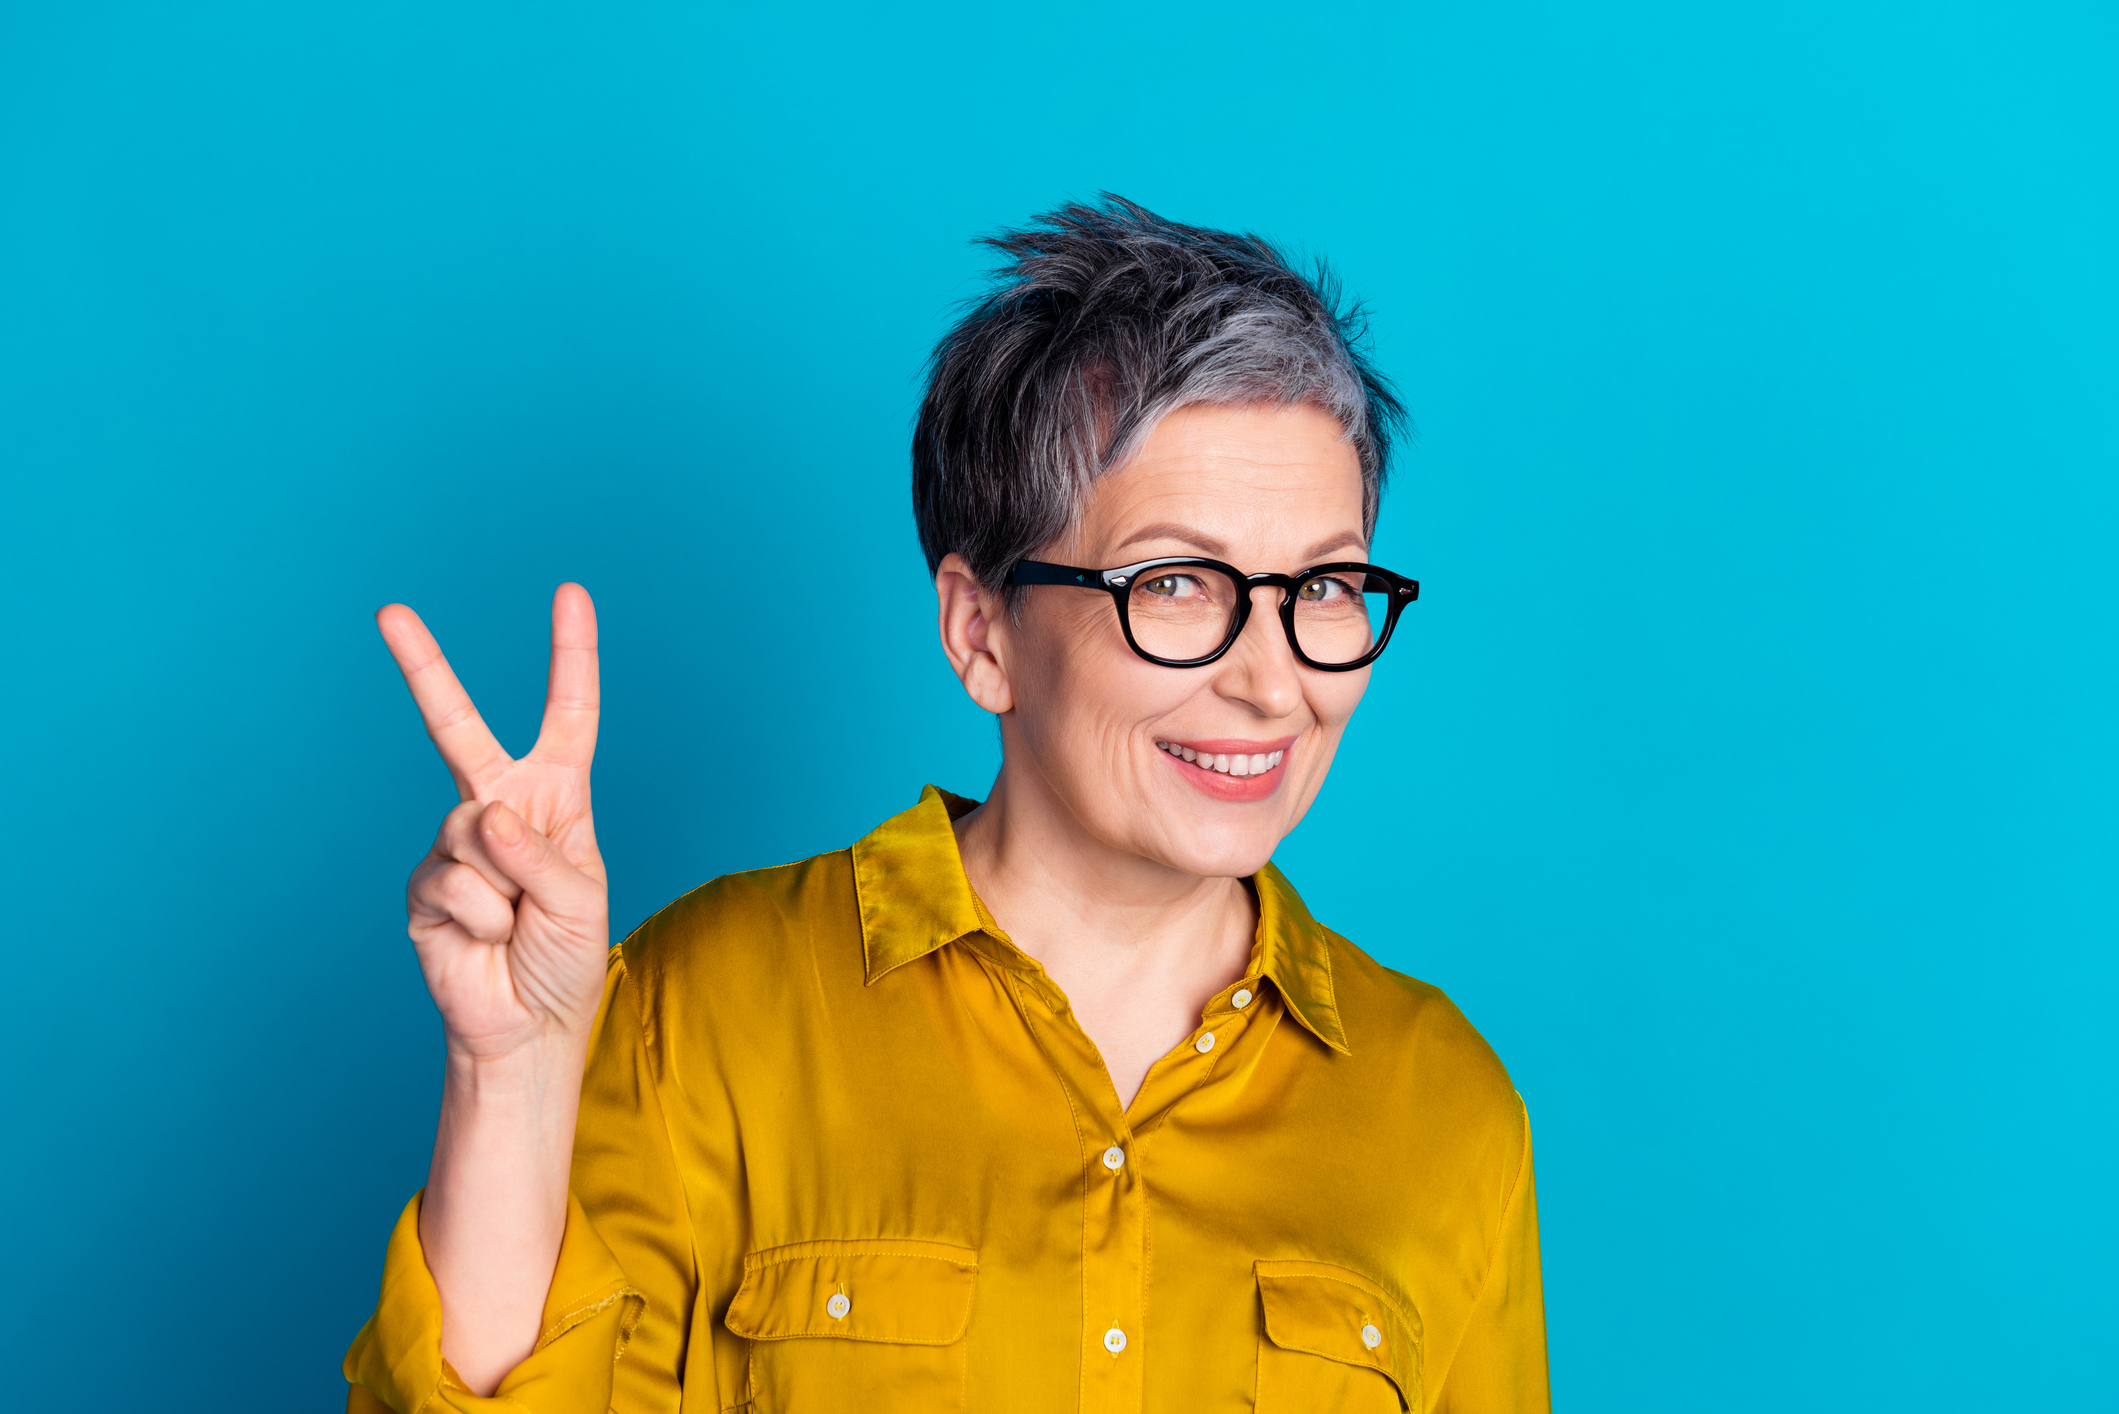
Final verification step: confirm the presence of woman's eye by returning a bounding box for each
[1299,577,1346,601]
[1145,574,1198,598]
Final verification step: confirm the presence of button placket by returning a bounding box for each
[1003,970,1147,1412]
[1079,1112,1145,1403]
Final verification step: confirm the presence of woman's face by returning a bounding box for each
[976,401,1378,881]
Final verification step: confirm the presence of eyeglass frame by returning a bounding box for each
[1008,556,1420,671]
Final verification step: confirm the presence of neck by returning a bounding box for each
[953,747,1256,1108]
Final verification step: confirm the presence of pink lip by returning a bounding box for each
[1155,736,1298,803]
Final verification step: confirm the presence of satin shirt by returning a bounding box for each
[345,785,1548,1412]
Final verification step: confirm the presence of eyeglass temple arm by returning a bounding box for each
[1008,560,1102,587]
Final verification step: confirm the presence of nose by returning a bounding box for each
[1211,584,1304,717]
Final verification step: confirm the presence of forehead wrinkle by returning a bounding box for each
[1073,406,1367,564]
[1098,482,1366,563]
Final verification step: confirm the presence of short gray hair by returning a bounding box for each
[912,195,1405,591]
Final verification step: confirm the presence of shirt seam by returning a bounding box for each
[1478,1093,1533,1285]
[609,945,701,1387]
[535,1282,648,1355]
[740,1240,979,1270]
[1427,1091,1533,1408]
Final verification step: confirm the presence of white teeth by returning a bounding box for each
[1156,742,1288,775]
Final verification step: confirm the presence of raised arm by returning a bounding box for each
[376,584,611,1395]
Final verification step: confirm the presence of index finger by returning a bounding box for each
[376,603,511,800]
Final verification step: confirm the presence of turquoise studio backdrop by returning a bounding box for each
[2,2,2113,1408]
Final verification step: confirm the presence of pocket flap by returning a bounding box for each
[726,1239,978,1346]
[1255,1260,1420,1408]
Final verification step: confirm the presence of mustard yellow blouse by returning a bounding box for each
[345,786,1548,1412]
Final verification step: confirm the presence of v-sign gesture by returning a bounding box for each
[376,583,614,1392]
[379,583,610,1060]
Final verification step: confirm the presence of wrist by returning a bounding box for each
[429,1038,587,1204]
[440,1029,587,1110]
[443,1012,590,1067]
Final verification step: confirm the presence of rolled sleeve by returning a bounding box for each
[342,1188,644,1413]
[345,946,697,1412]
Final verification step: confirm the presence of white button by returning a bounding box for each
[1103,1326,1127,1354]
[1361,1322,1382,1349]
[1232,988,1253,1009]
[1195,1032,1215,1054]
[826,1293,850,1319]
[1102,1145,1125,1171]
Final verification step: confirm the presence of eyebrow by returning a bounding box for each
[1110,523,1369,565]
[1296,531,1370,563]
[1112,522,1230,557]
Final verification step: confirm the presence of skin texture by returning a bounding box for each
[381,399,1373,1393]
[939,401,1372,1107]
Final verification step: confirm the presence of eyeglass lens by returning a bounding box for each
[1125,564,1391,665]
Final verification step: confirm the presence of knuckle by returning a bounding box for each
[434,868,515,940]
[438,801,484,851]
[406,859,446,905]
[436,861,501,911]
[413,861,475,916]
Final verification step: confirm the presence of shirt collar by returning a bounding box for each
[851,784,1351,1055]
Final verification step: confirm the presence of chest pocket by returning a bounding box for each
[724,1239,978,1413]
[1254,1259,1420,1413]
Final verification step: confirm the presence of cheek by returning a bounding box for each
[1304,669,1371,736]
[1037,657,1194,752]
[1011,613,1202,763]
[1011,601,1139,734]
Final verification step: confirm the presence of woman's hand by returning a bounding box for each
[378,584,609,1058]
[376,584,608,1395]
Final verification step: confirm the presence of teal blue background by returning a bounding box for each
[3,2,2113,1408]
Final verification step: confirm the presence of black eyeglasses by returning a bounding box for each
[1009,557,1419,671]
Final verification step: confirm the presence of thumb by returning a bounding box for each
[479,802,598,922]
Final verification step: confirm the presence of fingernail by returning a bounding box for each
[487,804,525,847]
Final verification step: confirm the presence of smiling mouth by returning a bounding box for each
[1154,740,1286,778]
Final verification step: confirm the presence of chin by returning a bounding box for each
[1152,825,1285,882]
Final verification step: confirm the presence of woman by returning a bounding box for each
[346,197,1547,1413]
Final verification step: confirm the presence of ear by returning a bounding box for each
[935,553,1015,715]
